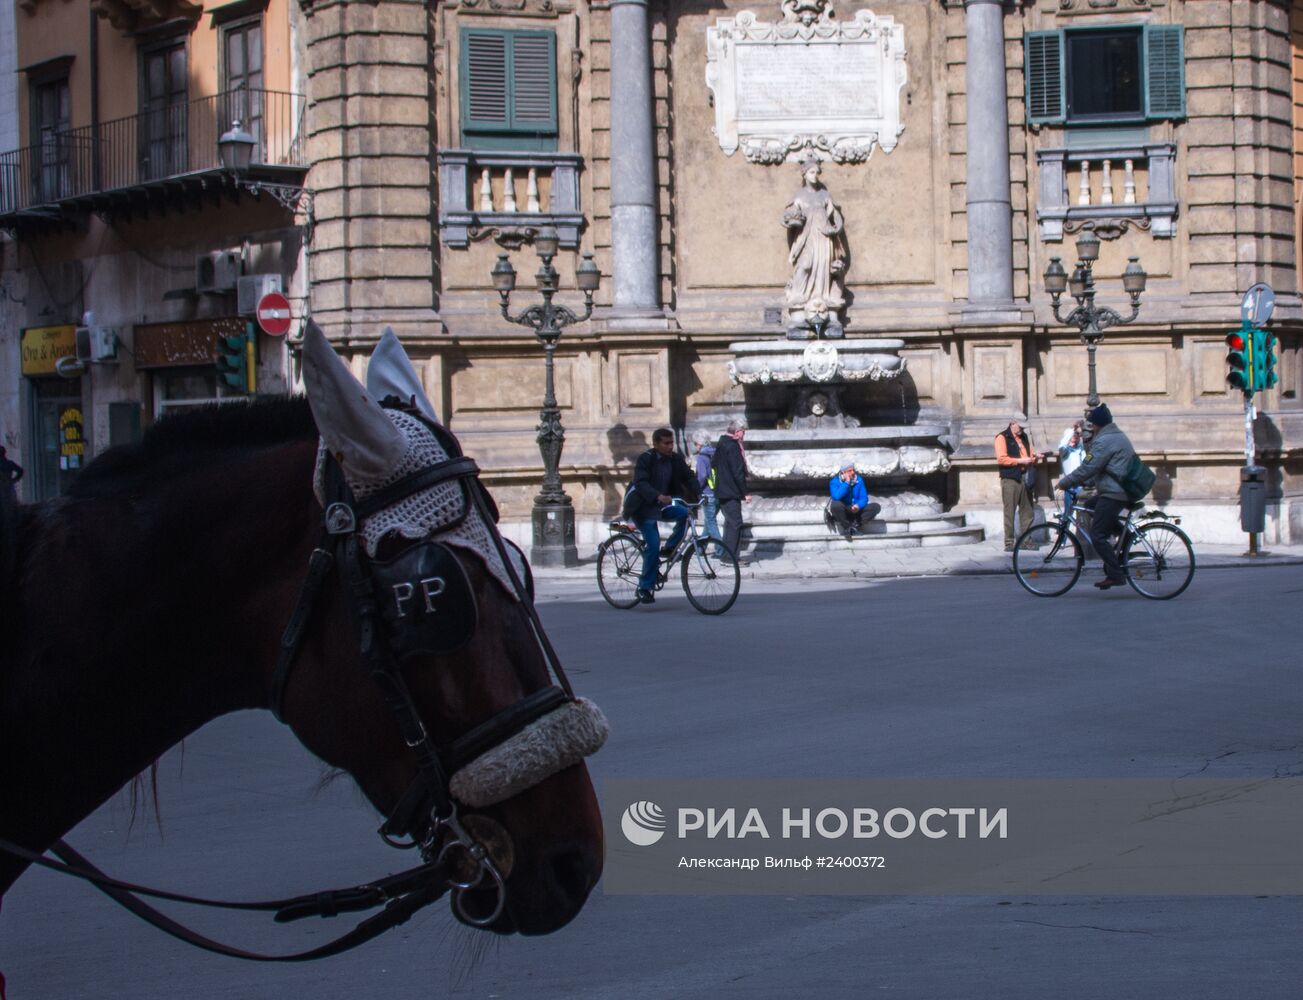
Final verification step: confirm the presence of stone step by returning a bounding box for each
[745,516,969,539]
[747,523,987,553]
[746,514,968,540]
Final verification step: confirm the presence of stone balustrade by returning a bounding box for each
[1036,141,1177,241]
[437,149,586,249]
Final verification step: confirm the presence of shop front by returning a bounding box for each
[20,324,84,500]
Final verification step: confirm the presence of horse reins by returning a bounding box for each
[0,402,595,961]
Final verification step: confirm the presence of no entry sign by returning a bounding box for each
[255,292,292,336]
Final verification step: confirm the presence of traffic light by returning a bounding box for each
[1257,329,1279,390]
[215,331,251,393]
[1226,327,1253,394]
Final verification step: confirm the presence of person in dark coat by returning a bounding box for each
[691,429,722,542]
[1056,403,1138,590]
[629,428,699,604]
[710,419,749,558]
[0,447,22,501]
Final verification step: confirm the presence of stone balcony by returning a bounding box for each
[437,149,585,250]
[1036,140,1177,241]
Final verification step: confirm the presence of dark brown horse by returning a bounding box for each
[0,326,605,945]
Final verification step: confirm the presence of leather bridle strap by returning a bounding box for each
[0,837,450,963]
[335,522,458,826]
[378,686,569,841]
[269,543,336,723]
[351,457,479,520]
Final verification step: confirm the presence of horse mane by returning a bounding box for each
[0,395,318,645]
[67,394,318,499]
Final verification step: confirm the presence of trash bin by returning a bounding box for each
[1240,465,1266,533]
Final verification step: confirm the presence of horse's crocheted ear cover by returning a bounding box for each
[449,699,609,808]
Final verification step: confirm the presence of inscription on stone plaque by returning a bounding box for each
[705,1,906,165]
[734,46,881,121]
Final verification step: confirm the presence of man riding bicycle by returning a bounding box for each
[1054,403,1138,591]
[628,428,700,604]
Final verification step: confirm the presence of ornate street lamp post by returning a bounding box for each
[1043,230,1147,417]
[492,228,601,567]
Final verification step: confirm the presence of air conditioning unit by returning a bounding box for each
[237,273,284,316]
[74,325,119,362]
[195,250,242,294]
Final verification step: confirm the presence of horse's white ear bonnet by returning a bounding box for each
[367,327,440,425]
[302,322,524,596]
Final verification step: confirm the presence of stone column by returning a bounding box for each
[962,0,1015,316]
[608,0,662,320]
[302,0,440,343]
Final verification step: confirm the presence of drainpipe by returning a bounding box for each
[89,5,101,190]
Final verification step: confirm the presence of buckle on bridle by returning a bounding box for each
[324,502,357,535]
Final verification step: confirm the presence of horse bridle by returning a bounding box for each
[268,399,584,927]
[0,401,600,961]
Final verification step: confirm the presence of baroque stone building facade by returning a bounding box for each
[296,0,1303,549]
[3,0,1300,548]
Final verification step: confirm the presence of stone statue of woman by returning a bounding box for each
[782,155,850,340]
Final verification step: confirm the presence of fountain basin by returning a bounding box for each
[745,424,950,481]
[728,338,907,385]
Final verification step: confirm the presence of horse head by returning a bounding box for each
[276,324,606,935]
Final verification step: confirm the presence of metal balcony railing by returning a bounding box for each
[0,88,305,217]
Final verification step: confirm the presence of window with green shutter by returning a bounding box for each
[460,28,558,151]
[1024,24,1184,126]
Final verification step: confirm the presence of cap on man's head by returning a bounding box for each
[839,460,856,473]
[1087,403,1113,427]
[1011,412,1027,424]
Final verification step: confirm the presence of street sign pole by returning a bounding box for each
[1243,392,1259,557]
[1238,283,1274,557]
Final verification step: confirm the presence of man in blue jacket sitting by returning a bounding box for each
[828,461,881,541]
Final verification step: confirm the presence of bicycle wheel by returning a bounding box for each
[1125,522,1195,600]
[597,533,645,609]
[1012,521,1083,597]
[680,538,740,615]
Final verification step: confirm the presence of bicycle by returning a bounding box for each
[1011,486,1195,600]
[596,499,741,614]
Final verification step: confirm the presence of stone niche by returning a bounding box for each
[704,1,908,165]
[673,1,938,295]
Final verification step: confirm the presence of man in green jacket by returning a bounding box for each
[1056,403,1138,590]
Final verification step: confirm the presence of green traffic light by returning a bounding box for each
[214,332,249,393]
[1261,331,1278,389]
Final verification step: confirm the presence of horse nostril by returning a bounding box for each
[548,844,597,902]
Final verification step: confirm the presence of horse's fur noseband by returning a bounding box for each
[450,698,609,808]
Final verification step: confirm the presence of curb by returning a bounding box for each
[532,552,1303,584]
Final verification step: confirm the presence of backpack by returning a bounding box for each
[1120,453,1156,502]
[621,483,639,519]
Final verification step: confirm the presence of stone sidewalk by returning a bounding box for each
[532,537,1303,582]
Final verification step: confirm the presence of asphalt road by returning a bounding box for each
[3,565,1302,999]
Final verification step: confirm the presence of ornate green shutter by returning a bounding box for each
[1025,31,1065,125]
[462,29,509,137]
[461,28,556,149]
[1144,24,1185,120]
[509,31,557,136]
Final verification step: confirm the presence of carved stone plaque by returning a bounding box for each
[705,2,907,165]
